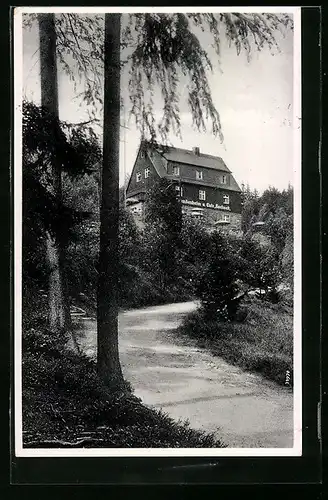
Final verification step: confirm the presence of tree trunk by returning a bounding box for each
[38,13,71,332]
[46,232,66,331]
[97,14,124,387]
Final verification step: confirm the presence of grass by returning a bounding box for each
[22,324,225,449]
[178,296,293,387]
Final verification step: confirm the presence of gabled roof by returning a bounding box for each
[145,143,240,192]
[157,145,231,173]
[147,149,168,177]
[127,141,241,195]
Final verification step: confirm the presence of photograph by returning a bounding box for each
[14,6,302,458]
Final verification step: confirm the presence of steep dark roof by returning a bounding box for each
[160,146,231,173]
[145,144,240,192]
[147,149,168,177]
[127,141,241,195]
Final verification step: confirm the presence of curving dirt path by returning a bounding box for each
[73,301,293,448]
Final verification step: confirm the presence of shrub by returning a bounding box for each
[178,297,293,387]
[194,231,239,321]
[237,237,282,298]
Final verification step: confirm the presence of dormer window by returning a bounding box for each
[222,175,227,184]
[223,194,230,205]
[144,168,150,178]
[199,189,206,201]
[140,150,145,159]
[173,165,180,176]
[196,170,203,180]
[136,172,142,183]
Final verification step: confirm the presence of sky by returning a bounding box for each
[22,12,297,193]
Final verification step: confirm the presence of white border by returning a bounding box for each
[14,6,302,458]
[292,7,302,457]
[15,6,298,15]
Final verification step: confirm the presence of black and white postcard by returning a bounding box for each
[13,7,303,461]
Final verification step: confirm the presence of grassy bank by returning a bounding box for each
[178,297,293,387]
[22,326,225,448]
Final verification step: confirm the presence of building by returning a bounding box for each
[125,140,242,231]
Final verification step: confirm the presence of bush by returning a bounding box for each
[23,327,69,358]
[22,289,71,358]
[65,219,99,302]
[117,205,196,309]
[237,237,282,298]
[194,231,239,321]
[178,297,293,387]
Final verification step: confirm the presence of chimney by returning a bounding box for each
[192,147,200,156]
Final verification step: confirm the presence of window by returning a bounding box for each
[173,165,180,176]
[144,168,150,179]
[196,170,203,180]
[136,172,141,183]
[223,214,230,223]
[222,175,227,184]
[191,210,204,219]
[175,185,183,196]
[199,189,206,201]
[223,194,230,205]
[140,151,145,159]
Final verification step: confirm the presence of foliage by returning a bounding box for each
[241,184,293,239]
[194,231,240,320]
[117,187,216,309]
[118,207,145,308]
[240,184,294,294]
[24,12,293,140]
[65,220,99,301]
[240,183,260,233]
[115,197,190,308]
[178,297,293,386]
[22,182,49,292]
[62,173,100,300]
[23,100,101,179]
[23,100,101,298]
[128,13,223,141]
[119,207,141,264]
[23,101,101,241]
[280,224,294,293]
[237,237,282,296]
[144,177,182,234]
[264,207,293,254]
[177,216,211,291]
[143,178,183,292]
[117,189,286,312]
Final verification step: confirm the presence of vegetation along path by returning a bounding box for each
[73,301,293,448]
